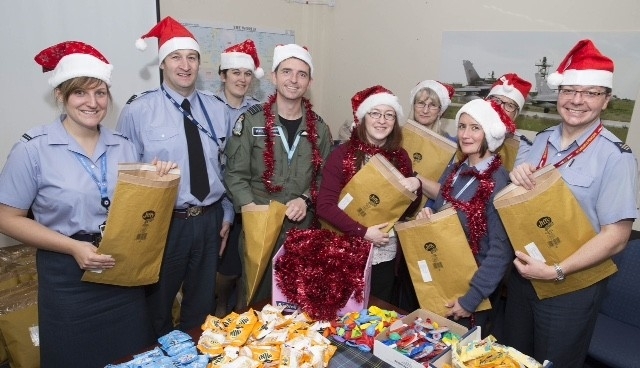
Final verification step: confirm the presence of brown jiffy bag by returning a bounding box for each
[321,153,417,234]
[396,207,491,317]
[493,165,617,299]
[82,163,180,286]
[402,119,457,183]
[241,201,287,304]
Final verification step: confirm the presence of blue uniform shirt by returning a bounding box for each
[0,116,137,236]
[117,83,233,223]
[214,90,260,134]
[518,120,638,231]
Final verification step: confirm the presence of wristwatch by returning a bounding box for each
[553,263,566,282]
[299,194,313,208]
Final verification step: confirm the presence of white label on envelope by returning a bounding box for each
[524,242,546,263]
[418,260,433,282]
[338,193,353,210]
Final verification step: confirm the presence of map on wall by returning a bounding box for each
[184,22,295,102]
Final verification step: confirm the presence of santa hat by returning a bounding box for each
[34,41,113,88]
[135,16,200,63]
[351,85,404,125]
[488,73,532,112]
[272,44,314,77]
[547,39,614,89]
[409,80,455,114]
[220,39,264,79]
[455,99,516,152]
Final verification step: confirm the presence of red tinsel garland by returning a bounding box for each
[441,155,502,258]
[274,228,372,321]
[261,94,323,204]
[342,133,412,185]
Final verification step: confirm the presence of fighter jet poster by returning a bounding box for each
[439,31,640,142]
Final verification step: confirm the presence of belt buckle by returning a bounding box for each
[187,206,202,217]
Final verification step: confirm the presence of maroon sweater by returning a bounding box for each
[316,143,421,237]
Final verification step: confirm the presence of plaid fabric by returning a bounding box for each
[329,339,394,368]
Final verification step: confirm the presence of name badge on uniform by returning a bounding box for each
[252,127,280,136]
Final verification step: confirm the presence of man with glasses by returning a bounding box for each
[485,73,533,166]
[224,44,333,304]
[506,39,638,367]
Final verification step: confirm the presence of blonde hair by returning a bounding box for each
[410,88,445,135]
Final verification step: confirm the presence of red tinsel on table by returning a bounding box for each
[260,94,323,205]
[274,228,372,321]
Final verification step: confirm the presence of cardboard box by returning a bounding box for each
[373,309,468,368]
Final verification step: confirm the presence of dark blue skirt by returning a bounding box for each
[37,249,154,368]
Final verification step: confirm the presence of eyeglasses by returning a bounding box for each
[367,111,397,121]
[487,96,518,113]
[414,101,441,111]
[558,88,609,99]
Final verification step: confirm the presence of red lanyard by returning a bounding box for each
[536,124,602,169]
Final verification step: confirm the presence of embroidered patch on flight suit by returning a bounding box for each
[252,127,280,136]
[233,115,245,136]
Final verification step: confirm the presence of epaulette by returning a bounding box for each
[519,134,533,146]
[535,127,554,136]
[613,142,633,154]
[199,89,215,96]
[247,104,264,115]
[126,90,154,104]
[20,128,46,143]
[113,131,130,141]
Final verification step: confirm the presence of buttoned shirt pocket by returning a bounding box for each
[562,167,594,189]
[146,126,180,142]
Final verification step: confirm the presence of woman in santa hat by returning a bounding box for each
[0,41,175,367]
[214,39,263,317]
[415,98,515,333]
[408,79,457,140]
[316,85,422,303]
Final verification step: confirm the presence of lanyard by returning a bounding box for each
[74,153,110,211]
[276,126,303,165]
[536,123,602,169]
[161,86,221,147]
[442,165,476,207]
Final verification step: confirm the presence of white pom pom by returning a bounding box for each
[547,72,563,88]
[135,38,147,51]
[502,83,514,92]
[254,67,264,79]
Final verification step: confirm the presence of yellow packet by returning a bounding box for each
[247,345,281,365]
[227,309,258,347]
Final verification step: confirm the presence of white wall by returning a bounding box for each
[0,0,160,246]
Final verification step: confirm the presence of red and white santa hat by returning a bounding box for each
[272,44,314,77]
[488,73,532,112]
[455,99,516,152]
[135,16,200,63]
[351,85,404,125]
[409,80,456,115]
[34,41,113,88]
[220,39,264,79]
[547,39,614,89]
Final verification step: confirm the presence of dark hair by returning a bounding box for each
[55,77,112,105]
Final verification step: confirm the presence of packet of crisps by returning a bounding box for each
[279,345,303,368]
[247,344,281,365]
[197,330,226,356]
[251,318,276,340]
[227,309,258,347]
[259,328,289,345]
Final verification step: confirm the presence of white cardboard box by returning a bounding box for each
[373,309,469,368]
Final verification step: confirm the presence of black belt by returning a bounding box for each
[173,203,216,220]
[70,233,102,246]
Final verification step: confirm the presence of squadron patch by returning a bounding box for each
[615,142,632,153]
[233,115,245,136]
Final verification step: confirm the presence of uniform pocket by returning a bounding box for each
[146,126,180,141]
